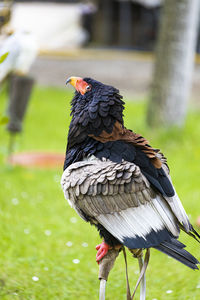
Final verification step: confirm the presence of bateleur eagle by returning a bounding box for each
[61,76,199,270]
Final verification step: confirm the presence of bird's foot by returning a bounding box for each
[96,242,111,263]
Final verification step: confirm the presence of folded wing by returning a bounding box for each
[61,157,191,249]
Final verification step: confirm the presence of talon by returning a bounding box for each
[96,244,101,250]
[95,241,110,263]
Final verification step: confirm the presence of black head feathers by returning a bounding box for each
[67,77,125,149]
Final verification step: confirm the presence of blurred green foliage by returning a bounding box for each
[0,115,9,125]
[0,52,9,64]
[0,86,200,299]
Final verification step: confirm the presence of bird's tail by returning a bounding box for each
[154,238,199,270]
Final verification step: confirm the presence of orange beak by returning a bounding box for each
[66,76,89,95]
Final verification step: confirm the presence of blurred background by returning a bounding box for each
[1,0,200,97]
[0,1,200,299]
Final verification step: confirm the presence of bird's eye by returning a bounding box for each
[86,85,91,92]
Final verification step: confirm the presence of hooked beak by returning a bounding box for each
[66,76,82,87]
[66,76,89,95]
[66,78,71,85]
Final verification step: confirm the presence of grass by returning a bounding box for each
[0,85,200,299]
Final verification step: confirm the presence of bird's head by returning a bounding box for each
[66,76,125,146]
[66,76,92,96]
[66,76,122,100]
[66,76,124,111]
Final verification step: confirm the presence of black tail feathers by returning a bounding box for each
[191,225,200,242]
[154,238,199,270]
[179,224,200,244]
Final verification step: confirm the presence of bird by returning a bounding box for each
[0,29,38,151]
[61,76,199,292]
[0,30,37,83]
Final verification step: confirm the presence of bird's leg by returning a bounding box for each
[98,247,120,300]
[96,241,111,262]
[8,132,16,157]
[138,256,146,300]
[129,248,150,300]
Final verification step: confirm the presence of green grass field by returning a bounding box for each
[0,85,200,300]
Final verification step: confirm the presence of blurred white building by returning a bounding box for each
[10,2,89,51]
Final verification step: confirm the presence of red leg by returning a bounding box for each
[96,241,111,262]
